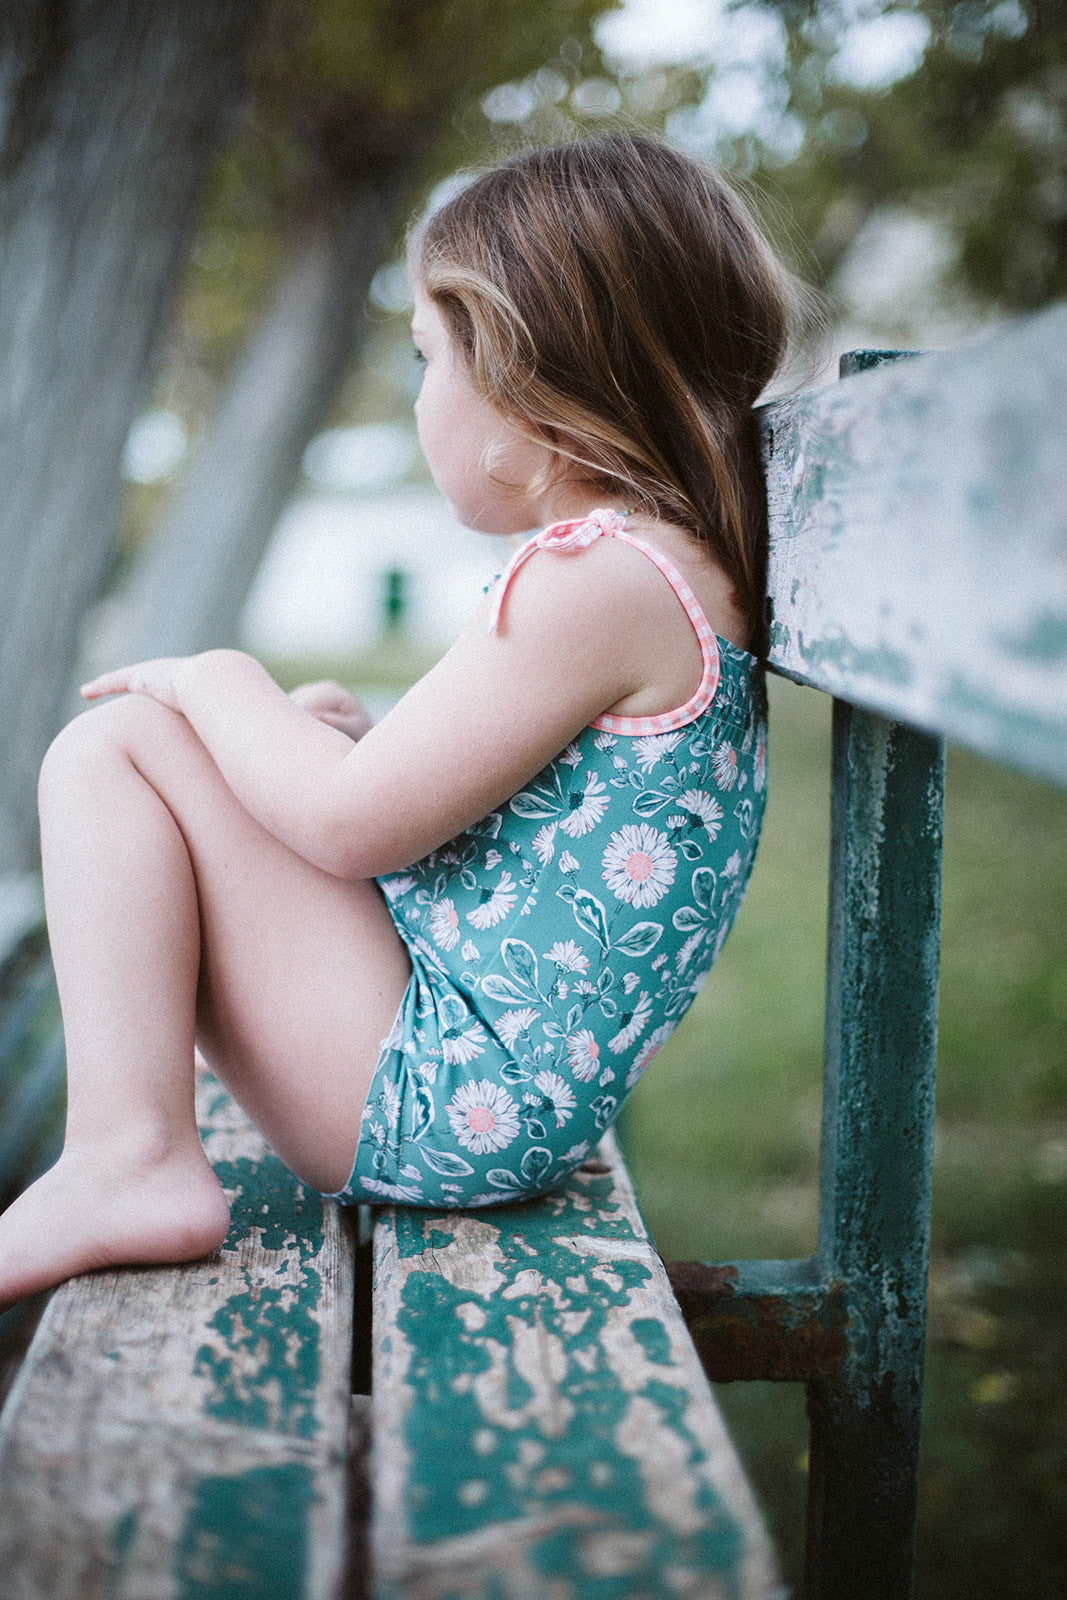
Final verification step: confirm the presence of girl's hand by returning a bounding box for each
[289,680,374,743]
[80,657,190,711]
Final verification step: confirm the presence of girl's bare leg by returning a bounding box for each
[0,694,410,1308]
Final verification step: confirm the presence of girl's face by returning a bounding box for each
[411,288,557,536]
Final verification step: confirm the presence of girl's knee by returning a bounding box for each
[39,696,178,798]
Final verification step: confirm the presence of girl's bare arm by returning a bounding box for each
[80,539,672,880]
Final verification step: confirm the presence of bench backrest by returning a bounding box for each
[669,304,1067,1600]
[765,307,1067,784]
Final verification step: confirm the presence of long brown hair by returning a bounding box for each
[412,131,800,647]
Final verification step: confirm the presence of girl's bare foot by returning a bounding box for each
[0,1138,231,1311]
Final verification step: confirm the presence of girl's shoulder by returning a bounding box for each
[493,508,748,654]
[487,509,750,730]
[619,513,751,655]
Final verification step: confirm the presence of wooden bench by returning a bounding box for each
[0,300,1064,1599]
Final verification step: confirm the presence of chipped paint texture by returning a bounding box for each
[0,1072,354,1600]
[763,303,1067,785]
[372,1131,782,1600]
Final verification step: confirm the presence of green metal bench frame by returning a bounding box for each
[670,317,1067,1599]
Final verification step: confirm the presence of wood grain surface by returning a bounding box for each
[0,1072,356,1600]
[371,1131,782,1600]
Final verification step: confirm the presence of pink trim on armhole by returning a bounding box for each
[488,508,721,737]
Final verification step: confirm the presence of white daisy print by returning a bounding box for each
[531,824,557,864]
[566,1029,602,1083]
[428,896,461,950]
[461,938,481,962]
[448,1080,520,1155]
[625,1023,674,1089]
[545,939,589,973]
[441,1018,487,1066]
[466,871,518,929]
[380,873,417,901]
[601,824,677,908]
[497,1007,539,1048]
[559,741,583,768]
[753,735,767,793]
[530,1070,577,1128]
[608,991,653,1054]
[723,850,742,879]
[382,1077,401,1128]
[358,1176,425,1202]
[593,731,617,751]
[676,927,708,972]
[484,848,503,869]
[559,850,580,875]
[622,971,641,994]
[562,1140,591,1165]
[559,770,610,838]
[712,742,739,790]
[411,933,449,974]
[379,1009,406,1054]
[676,789,723,841]
[633,731,684,772]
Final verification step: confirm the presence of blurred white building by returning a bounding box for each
[239,482,502,660]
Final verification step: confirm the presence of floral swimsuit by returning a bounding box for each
[330,508,767,1208]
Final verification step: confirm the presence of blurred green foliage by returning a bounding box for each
[157,0,1066,465]
[756,0,1067,311]
[171,0,616,376]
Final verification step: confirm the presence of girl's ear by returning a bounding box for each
[537,426,584,476]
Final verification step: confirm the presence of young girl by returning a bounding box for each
[0,131,795,1308]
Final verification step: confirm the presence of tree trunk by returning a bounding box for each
[0,0,264,874]
[116,180,399,664]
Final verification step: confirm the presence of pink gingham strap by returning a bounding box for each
[488,508,720,736]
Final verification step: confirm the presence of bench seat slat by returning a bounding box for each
[0,1072,355,1600]
[763,301,1067,785]
[371,1130,780,1600]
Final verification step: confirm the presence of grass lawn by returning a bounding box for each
[619,675,1067,1598]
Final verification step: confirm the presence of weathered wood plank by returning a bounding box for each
[0,1071,355,1600]
[762,301,1067,786]
[371,1132,780,1600]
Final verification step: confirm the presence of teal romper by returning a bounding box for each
[331,508,767,1207]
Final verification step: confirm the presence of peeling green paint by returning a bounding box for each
[940,676,1067,788]
[175,1463,312,1599]
[192,1157,327,1441]
[111,1506,138,1559]
[796,630,913,689]
[996,610,1067,664]
[631,1317,673,1367]
[385,1162,750,1599]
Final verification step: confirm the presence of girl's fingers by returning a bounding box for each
[309,707,374,741]
[289,680,360,714]
[80,658,183,710]
[80,672,131,700]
